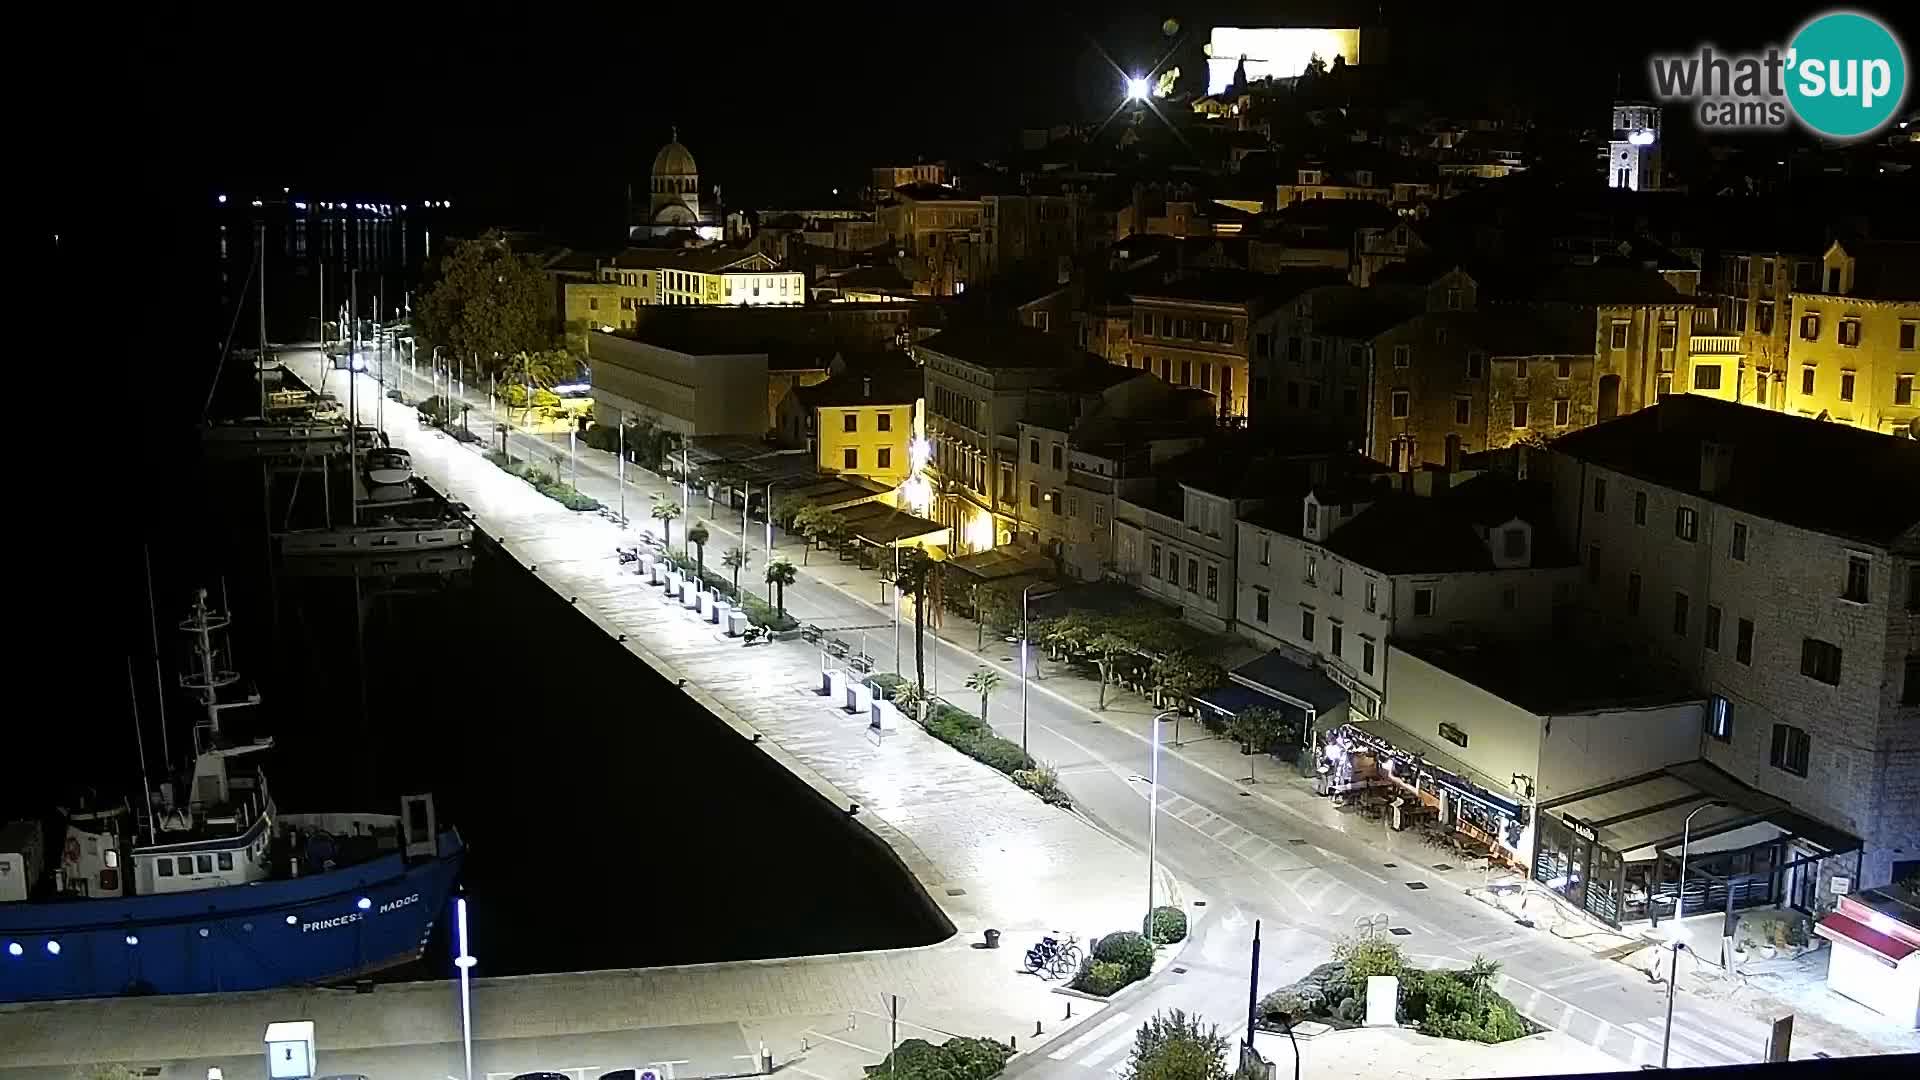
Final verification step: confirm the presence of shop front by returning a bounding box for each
[1533,761,1862,931]
[1318,719,1532,871]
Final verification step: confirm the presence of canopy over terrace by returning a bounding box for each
[1535,759,1862,928]
[1190,651,1350,764]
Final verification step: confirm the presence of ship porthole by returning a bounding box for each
[286,915,297,925]
[198,928,210,938]
[357,897,372,910]
[125,935,140,946]
[6,942,21,957]
[46,941,61,955]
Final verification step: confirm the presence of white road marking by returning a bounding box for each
[1079,1030,1140,1068]
[804,1030,882,1056]
[1049,1013,1133,1060]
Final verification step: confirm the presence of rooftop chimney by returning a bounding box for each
[863,377,872,399]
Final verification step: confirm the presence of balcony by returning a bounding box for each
[1690,335,1743,356]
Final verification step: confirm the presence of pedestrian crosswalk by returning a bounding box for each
[1494,973,1798,1070]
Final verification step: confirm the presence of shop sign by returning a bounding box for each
[1565,816,1597,843]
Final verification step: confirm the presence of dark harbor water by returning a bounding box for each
[13,210,946,984]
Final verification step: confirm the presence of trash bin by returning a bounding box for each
[983,928,1001,949]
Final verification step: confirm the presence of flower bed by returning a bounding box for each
[484,451,602,511]
[868,674,1066,807]
[1256,937,1538,1044]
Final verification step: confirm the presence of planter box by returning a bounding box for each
[726,610,750,636]
[683,588,701,611]
[871,700,901,731]
[649,564,664,586]
[848,681,873,715]
[708,600,726,625]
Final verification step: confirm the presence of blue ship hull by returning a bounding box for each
[0,831,463,1003]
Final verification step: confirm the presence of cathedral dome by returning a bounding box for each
[652,140,698,178]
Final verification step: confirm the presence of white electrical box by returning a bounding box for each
[264,1021,316,1080]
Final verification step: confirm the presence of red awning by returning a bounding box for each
[1815,912,1918,964]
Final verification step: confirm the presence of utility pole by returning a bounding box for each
[256,221,268,417]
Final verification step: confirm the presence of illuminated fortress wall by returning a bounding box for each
[1206,27,1362,94]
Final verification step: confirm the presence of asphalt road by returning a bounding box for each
[346,361,1834,1077]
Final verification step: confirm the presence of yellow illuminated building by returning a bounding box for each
[799,369,925,489]
[1786,240,1920,437]
[565,248,806,328]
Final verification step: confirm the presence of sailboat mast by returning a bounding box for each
[126,657,155,845]
[257,221,268,418]
[143,545,172,763]
[350,268,359,528]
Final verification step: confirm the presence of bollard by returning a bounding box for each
[1010,1036,1017,1052]
[1034,1020,1043,1037]
[1064,1002,1073,1020]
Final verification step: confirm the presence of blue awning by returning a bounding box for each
[1229,651,1350,716]
[1194,684,1276,716]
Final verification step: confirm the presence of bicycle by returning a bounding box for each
[1024,933,1082,979]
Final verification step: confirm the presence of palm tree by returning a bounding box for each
[894,547,939,700]
[687,521,711,584]
[721,545,750,596]
[892,680,926,726]
[649,492,681,550]
[1090,632,1133,711]
[764,557,797,619]
[965,668,1002,721]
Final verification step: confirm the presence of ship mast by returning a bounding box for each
[179,588,240,739]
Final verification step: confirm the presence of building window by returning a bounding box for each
[1028,438,1040,464]
[1705,604,1722,650]
[1731,522,1748,561]
[1511,400,1529,428]
[1467,351,1485,378]
[1258,536,1271,565]
[1896,373,1915,405]
[1255,589,1269,623]
[1706,695,1732,741]
[843,447,858,470]
[1455,397,1470,424]
[1150,544,1161,579]
[1799,638,1842,685]
[1843,555,1870,603]
[1609,321,1629,349]
[1903,656,1920,705]
[1626,572,1642,615]
[1391,389,1410,418]
[1675,506,1698,542]
[1631,491,1646,526]
[1769,724,1811,778]
[1736,617,1755,665]
[1837,319,1861,347]
[1557,357,1574,379]
[1800,313,1820,340]
[1413,587,1435,617]
[1554,398,1570,426]
[1672,592,1689,636]
[1049,490,1061,516]
[1362,639,1376,675]
[156,858,173,878]
[1502,527,1526,558]
[841,413,858,433]
[1305,555,1317,585]
[217,852,234,871]
[1028,483,1039,509]
[1900,321,1917,350]
[1840,371,1856,402]
[877,412,892,432]
[1593,478,1607,513]
[1587,543,1602,583]
[1658,323,1677,350]
[1801,365,1816,396]
[1756,302,1775,335]
[1206,565,1218,600]
[1332,564,1344,596]
[1050,444,1064,470]
[1693,365,1722,390]
[1516,356,1530,378]
[1187,558,1199,593]
[1501,585,1518,610]
[1364,580,1378,613]
[1331,623,1344,657]
[1301,609,1315,642]
[196,855,213,874]
[877,448,892,470]
[1393,345,1411,368]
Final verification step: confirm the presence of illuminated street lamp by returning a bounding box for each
[1146,710,1178,931]
[1125,75,1150,101]
[454,897,477,1080]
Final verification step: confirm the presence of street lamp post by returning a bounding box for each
[763,481,777,601]
[1019,582,1047,761]
[618,421,628,526]
[1660,942,1688,1069]
[453,896,477,1080]
[1670,800,1728,928]
[1146,709,1177,931]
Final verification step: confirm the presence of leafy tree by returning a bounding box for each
[895,548,939,699]
[414,233,555,377]
[965,668,1002,720]
[1228,706,1287,781]
[772,494,811,529]
[1151,654,1225,710]
[721,545,750,594]
[687,521,711,583]
[1090,632,1133,710]
[764,557,797,618]
[650,492,682,550]
[1123,1009,1229,1080]
[790,505,845,565]
[974,584,1020,649]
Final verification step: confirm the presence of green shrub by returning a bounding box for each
[1013,764,1071,808]
[1093,931,1155,982]
[738,594,798,631]
[1331,934,1404,992]
[1071,960,1132,997]
[1257,988,1310,1024]
[1145,905,1188,944]
[864,1037,1010,1080]
[484,450,512,470]
[581,424,620,453]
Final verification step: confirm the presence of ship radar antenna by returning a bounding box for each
[178,587,240,731]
